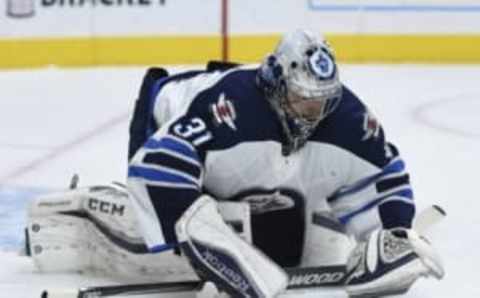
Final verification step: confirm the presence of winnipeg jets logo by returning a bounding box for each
[362,110,381,141]
[242,190,295,214]
[211,93,237,131]
[308,49,336,80]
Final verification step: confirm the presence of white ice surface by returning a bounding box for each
[0,64,479,297]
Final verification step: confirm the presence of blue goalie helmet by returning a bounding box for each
[257,29,343,154]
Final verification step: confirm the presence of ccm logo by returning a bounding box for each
[87,198,125,216]
[289,272,345,287]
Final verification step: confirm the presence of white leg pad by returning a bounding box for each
[176,195,288,298]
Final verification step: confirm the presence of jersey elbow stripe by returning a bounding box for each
[380,196,415,206]
[328,158,406,203]
[144,152,202,181]
[143,135,200,162]
[128,165,199,188]
[376,174,410,193]
[145,163,200,185]
[338,188,413,224]
[130,179,198,189]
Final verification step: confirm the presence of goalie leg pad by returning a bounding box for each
[176,195,288,298]
[28,183,198,282]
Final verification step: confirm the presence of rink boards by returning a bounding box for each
[1,0,480,67]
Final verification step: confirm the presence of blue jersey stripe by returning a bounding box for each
[384,158,405,173]
[329,158,406,202]
[149,243,177,253]
[128,165,198,187]
[338,188,413,225]
[144,151,201,180]
[144,136,199,162]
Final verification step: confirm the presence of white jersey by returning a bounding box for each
[127,68,414,266]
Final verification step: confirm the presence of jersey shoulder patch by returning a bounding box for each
[313,85,390,167]
[209,92,238,131]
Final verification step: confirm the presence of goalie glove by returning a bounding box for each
[345,228,444,297]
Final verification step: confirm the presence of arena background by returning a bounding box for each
[2,0,480,68]
[1,1,479,298]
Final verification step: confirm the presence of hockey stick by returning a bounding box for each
[40,281,200,298]
[41,205,446,298]
[413,204,446,235]
[41,265,347,298]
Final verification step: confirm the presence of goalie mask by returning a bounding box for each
[257,29,342,154]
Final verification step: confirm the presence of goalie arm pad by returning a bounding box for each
[176,195,288,298]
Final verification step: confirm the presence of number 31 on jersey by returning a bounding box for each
[173,117,213,146]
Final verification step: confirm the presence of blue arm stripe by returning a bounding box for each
[128,165,198,187]
[328,159,406,203]
[149,243,177,253]
[338,189,413,225]
[144,137,199,162]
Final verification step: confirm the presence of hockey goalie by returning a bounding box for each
[26,29,444,297]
